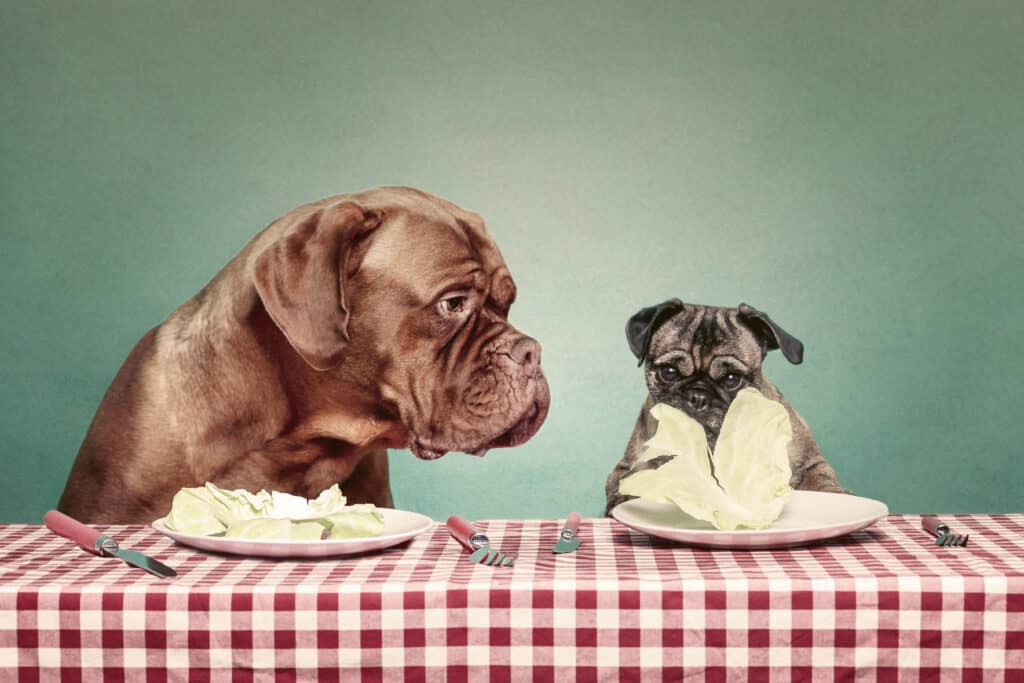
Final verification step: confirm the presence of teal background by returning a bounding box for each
[2,2,1022,523]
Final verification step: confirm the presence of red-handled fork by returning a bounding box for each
[446,515,515,567]
[922,515,969,547]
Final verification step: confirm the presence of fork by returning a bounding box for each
[921,515,969,547]
[446,516,515,567]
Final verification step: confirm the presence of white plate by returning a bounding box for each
[611,491,888,549]
[152,508,434,558]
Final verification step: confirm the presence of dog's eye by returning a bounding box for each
[723,373,744,390]
[655,365,680,383]
[439,296,466,315]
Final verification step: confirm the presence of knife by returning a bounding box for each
[44,510,177,579]
[552,512,581,554]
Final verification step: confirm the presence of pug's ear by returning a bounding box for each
[625,298,684,367]
[254,202,383,371]
[737,303,804,364]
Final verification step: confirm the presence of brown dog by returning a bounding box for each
[58,187,550,523]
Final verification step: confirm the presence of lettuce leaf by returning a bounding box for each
[619,388,793,530]
[163,483,382,540]
[202,483,273,524]
[305,484,349,517]
[713,387,794,520]
[163,487,229,536]
[266,484,347,519]
[320,504,385,539]
[223,518,326,541]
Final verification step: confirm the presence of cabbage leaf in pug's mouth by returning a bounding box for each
[164,483,383,539]
[619,387,794,530]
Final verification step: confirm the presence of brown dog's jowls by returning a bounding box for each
[604,300,847,515]
[58,187,550,523]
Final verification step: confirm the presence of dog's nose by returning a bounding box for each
[509,336,542,372]
[685,390,710,413]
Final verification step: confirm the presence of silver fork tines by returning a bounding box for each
[922,515,969,548]
[469,546,515,567]
[936,531,969,547]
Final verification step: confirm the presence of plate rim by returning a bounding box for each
[151,506,435,555]
[610,491,889,544]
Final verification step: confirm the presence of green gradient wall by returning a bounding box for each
[2,2,1022,523]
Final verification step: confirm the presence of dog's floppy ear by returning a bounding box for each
[254,202,383,371]
[737,303,804,364]
[625,298,684,367]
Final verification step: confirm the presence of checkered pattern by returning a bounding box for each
[1,515,1022,681]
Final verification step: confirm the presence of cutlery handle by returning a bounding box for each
[563,512,581,535]
[921,515,948,537]
[44,510,105,555]
[446,515,487,551]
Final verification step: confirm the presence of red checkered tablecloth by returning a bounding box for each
[1,515,1023,681]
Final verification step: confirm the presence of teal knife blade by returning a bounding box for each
[104,540,178,578]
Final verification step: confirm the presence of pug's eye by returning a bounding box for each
[438,296,467,315]
[655,365,680,383]
[723,372,744,390]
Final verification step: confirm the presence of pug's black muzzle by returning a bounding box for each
[654,376,732,447]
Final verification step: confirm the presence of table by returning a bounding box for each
[2,515,1023,681]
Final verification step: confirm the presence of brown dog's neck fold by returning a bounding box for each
[244,297,410,450]
[285,411,408,454]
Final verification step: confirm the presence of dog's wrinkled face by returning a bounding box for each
[627,300,803,449]
[255,187,549,461]
[348,194,550,459]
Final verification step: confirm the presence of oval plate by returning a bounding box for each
[611,490,888,549]
[152,507,434,558]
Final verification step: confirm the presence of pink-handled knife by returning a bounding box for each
[44,510,177,578]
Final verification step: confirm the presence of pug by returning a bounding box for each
[605,300,846,515]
